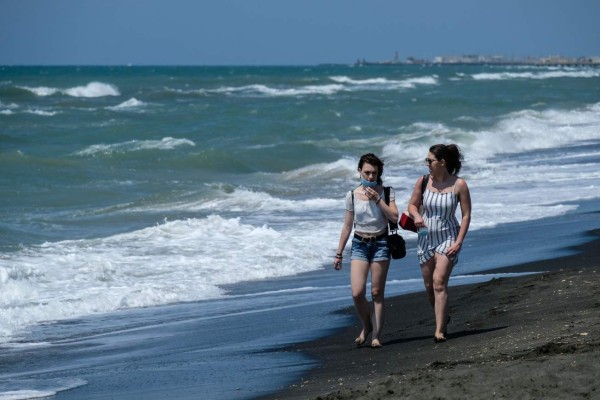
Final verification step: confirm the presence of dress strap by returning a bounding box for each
[452,178,459,194]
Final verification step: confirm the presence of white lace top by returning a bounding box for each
[345,187,395,235]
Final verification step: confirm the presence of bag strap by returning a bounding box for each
[421,174,429,204]
[350,190,355,228]
[384,186,398,232]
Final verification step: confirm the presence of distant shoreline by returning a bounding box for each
[354,61,600,67]
[354,54,600,67]
[3,56,600,69]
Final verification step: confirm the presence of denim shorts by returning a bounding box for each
[350,236,390,262]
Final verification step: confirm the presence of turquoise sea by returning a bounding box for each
[1,64,600,399]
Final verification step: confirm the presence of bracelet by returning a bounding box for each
[335,254,343,259]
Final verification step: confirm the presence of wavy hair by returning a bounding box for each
[429,144,464,175]
[358,153,384,185]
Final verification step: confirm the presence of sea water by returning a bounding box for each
[1,65,599,399]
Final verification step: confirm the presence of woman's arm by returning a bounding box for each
[377,192,399,224]
[407,176,426,228]
[447,178,471,257]
[334,209,354,270]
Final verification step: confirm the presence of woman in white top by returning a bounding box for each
[334,153,399,348]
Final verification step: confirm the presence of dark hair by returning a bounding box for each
[429,144,463,175]
[358,153,384,184]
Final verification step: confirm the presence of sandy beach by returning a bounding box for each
[265,229,600,400]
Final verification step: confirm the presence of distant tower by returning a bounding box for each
[394,51,399,63]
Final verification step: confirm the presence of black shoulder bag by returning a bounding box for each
[383,187,406,259]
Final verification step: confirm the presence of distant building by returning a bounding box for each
[356,53,600,66]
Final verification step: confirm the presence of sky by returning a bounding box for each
[1,0,599,65]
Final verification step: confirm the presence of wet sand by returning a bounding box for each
[265,230,600,399]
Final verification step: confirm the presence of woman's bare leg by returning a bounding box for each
[350,259,372,344]
[369,260,390,346]
[432,253,454,340]
[420,258,436,308]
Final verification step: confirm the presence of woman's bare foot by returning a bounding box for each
[354,326,373,346]
[433,332,447,343]
[370,338,382,348]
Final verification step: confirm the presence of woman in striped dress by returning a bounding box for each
[408,144,471,343]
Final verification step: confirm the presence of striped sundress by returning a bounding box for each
[417,184,461,265]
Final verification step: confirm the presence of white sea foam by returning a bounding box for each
[0,215,339,341]
[0,101,18,109]
[0,390,57,400]
[64,82,120,97]
[213,83,346,97]
[0,379,86,400]
[472,69,600,81]
[200,188,340,213]
[380,102,600,230]
[20,82,120,97]
[329,76,391,85]
[330,75,438,89]
[0,105,57,116]
[185,75,438,98]
[384,102,600,162]
[75,137,195,156]
[469,105,600,159]
[20,86,59,96]
[107,97,147,110]
[25,109,58,116]
[282,158,358,181]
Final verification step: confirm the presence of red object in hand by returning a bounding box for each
[399,211,418,233]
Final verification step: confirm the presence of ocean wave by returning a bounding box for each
[162,87,208,97]
[471,69,600,81]
[470,103,600,159]
[143,186,341,214]
[107,98,147,111]
[0,378,87,400]
[329,76,394,85]
[19,86,59,96]
[282,158,357,181]
[3,66,600,347]
[19,82,120,98]
[0,100,18,109]
[0,104,57,116]
[163,75,438,98]
[163,84,345,97]
[330,75,438,89]
[75,137,195,156]
[209,188,340,212]
[379,102,600,232]
[215,83,346,97]
[25,109,58,116]
[383,102,600,162]
[0,215,338,342]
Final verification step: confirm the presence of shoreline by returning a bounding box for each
[263,229,600,399]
